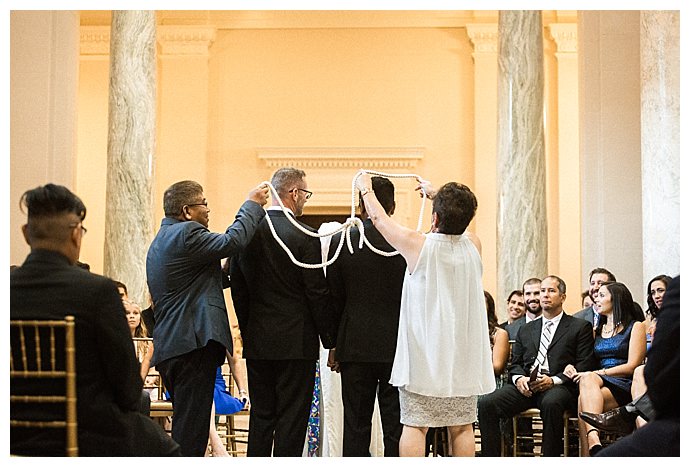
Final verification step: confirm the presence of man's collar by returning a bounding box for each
[267,206,295,216]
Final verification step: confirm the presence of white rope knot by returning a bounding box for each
[262,170,428,269]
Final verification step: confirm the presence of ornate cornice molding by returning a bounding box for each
[547,23,577,54]
[466,23,498,54]
[80,26,110,56]
[157,26,217,55]
[257,147,424,170]
[80,25,217,56]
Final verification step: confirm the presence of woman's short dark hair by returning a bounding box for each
[646,274,673,318]
[432,182,477,235]
[163,180,203,217]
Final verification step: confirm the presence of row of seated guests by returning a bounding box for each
[477,269,678,457]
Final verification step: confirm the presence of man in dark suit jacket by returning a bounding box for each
[573,267,616,326]
[505,277,543,341]
[10,184,180,456]
[597,275,680,457]
[146,180,268,456]
[326,177,405,456]
[230,167,336,456]
[479,275,597,457]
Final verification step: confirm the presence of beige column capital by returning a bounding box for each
[157,26,216,55]
[466,23,498,56]
[547,23,577,55]
[80,25,110,56]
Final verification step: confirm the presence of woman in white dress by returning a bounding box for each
[355,174,496,457]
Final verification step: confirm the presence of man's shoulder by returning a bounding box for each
[573,306,592,318]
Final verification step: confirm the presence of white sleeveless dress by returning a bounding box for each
[390,233,496,426]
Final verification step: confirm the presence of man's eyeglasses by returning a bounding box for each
[185,202,208,209]
[289,188,313,200]
[69,222,87,236]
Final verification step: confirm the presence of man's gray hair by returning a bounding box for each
[271,167,306,198]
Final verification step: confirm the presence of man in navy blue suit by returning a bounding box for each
[146,180,268,456]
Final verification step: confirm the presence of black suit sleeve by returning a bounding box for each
[229,256,250,332]
[507,326,530,382]
[302,235,337,349]
[325,234,345,342]
[572,319,597,373]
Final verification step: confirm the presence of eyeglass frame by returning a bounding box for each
[289,188,313,200]
[183,201,209,212]
[68,222,87,236]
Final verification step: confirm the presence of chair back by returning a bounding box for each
[10,316,78,456]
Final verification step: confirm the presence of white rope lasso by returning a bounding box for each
[262,170,428,269]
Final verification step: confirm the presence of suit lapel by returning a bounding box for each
[548,314,571,349]
[531,317,543,350]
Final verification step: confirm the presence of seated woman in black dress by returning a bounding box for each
[564,282,646,456]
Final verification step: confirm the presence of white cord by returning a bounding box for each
[262,170,428,269]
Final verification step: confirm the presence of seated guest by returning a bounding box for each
[499,290,525,329]
[596,276,679,457]
[581,290,594,309]
[484,291,510,386]
[478,275,597,457]
[564,282,646,456]
[643,275,672,349]
[575,268,617,327]
[10,183,180,456]
[124,298,154,382]
[505,278,542,341]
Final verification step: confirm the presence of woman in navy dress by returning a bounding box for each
[565,282,646,456]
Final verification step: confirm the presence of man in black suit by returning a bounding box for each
[478,275,597,457]
[10,184,180,456]
[597,275,680,457]
[326,177,405,456]
[230,167,336,456]
[146,180,268,456]
[574,267,616,326]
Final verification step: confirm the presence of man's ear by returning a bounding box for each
[21,224,30,246]
[182,206,192,221]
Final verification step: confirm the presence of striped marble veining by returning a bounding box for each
[640,11,680,279]
[103,11,157,306]
[496,11,548,302]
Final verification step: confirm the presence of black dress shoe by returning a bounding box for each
[579,408,637,435]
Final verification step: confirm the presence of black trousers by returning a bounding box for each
[478,383,576,457]
[246,359,316,457]
[157,341,225,457]
[340,361,402,456]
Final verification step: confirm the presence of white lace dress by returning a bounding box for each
[390,233,496,427]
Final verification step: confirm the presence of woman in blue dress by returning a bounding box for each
[565,282,646,456]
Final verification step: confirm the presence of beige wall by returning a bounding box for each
[10,11,80,267]
[14,10,656,317]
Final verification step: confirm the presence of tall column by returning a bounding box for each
[466,24,500,309]
[547,23,582,303]
[104,11,156,306]
[640,11,680,281]
[496,11,548,303]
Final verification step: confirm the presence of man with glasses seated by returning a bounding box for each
[11,183,180,456]
[146,179,269,456]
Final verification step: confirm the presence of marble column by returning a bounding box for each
[640,11,680,280]
[103,11,156,306]
[496,11,547,303]
[466,24,500,310]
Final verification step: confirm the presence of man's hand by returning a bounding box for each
[248,183,270,206]
[528,374,554,393]
[515,376,533,397]
[327,348,340,373]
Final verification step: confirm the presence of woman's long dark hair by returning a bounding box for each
[596,282,643,335]
[646,274,673,319]
[485,290,498,335]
